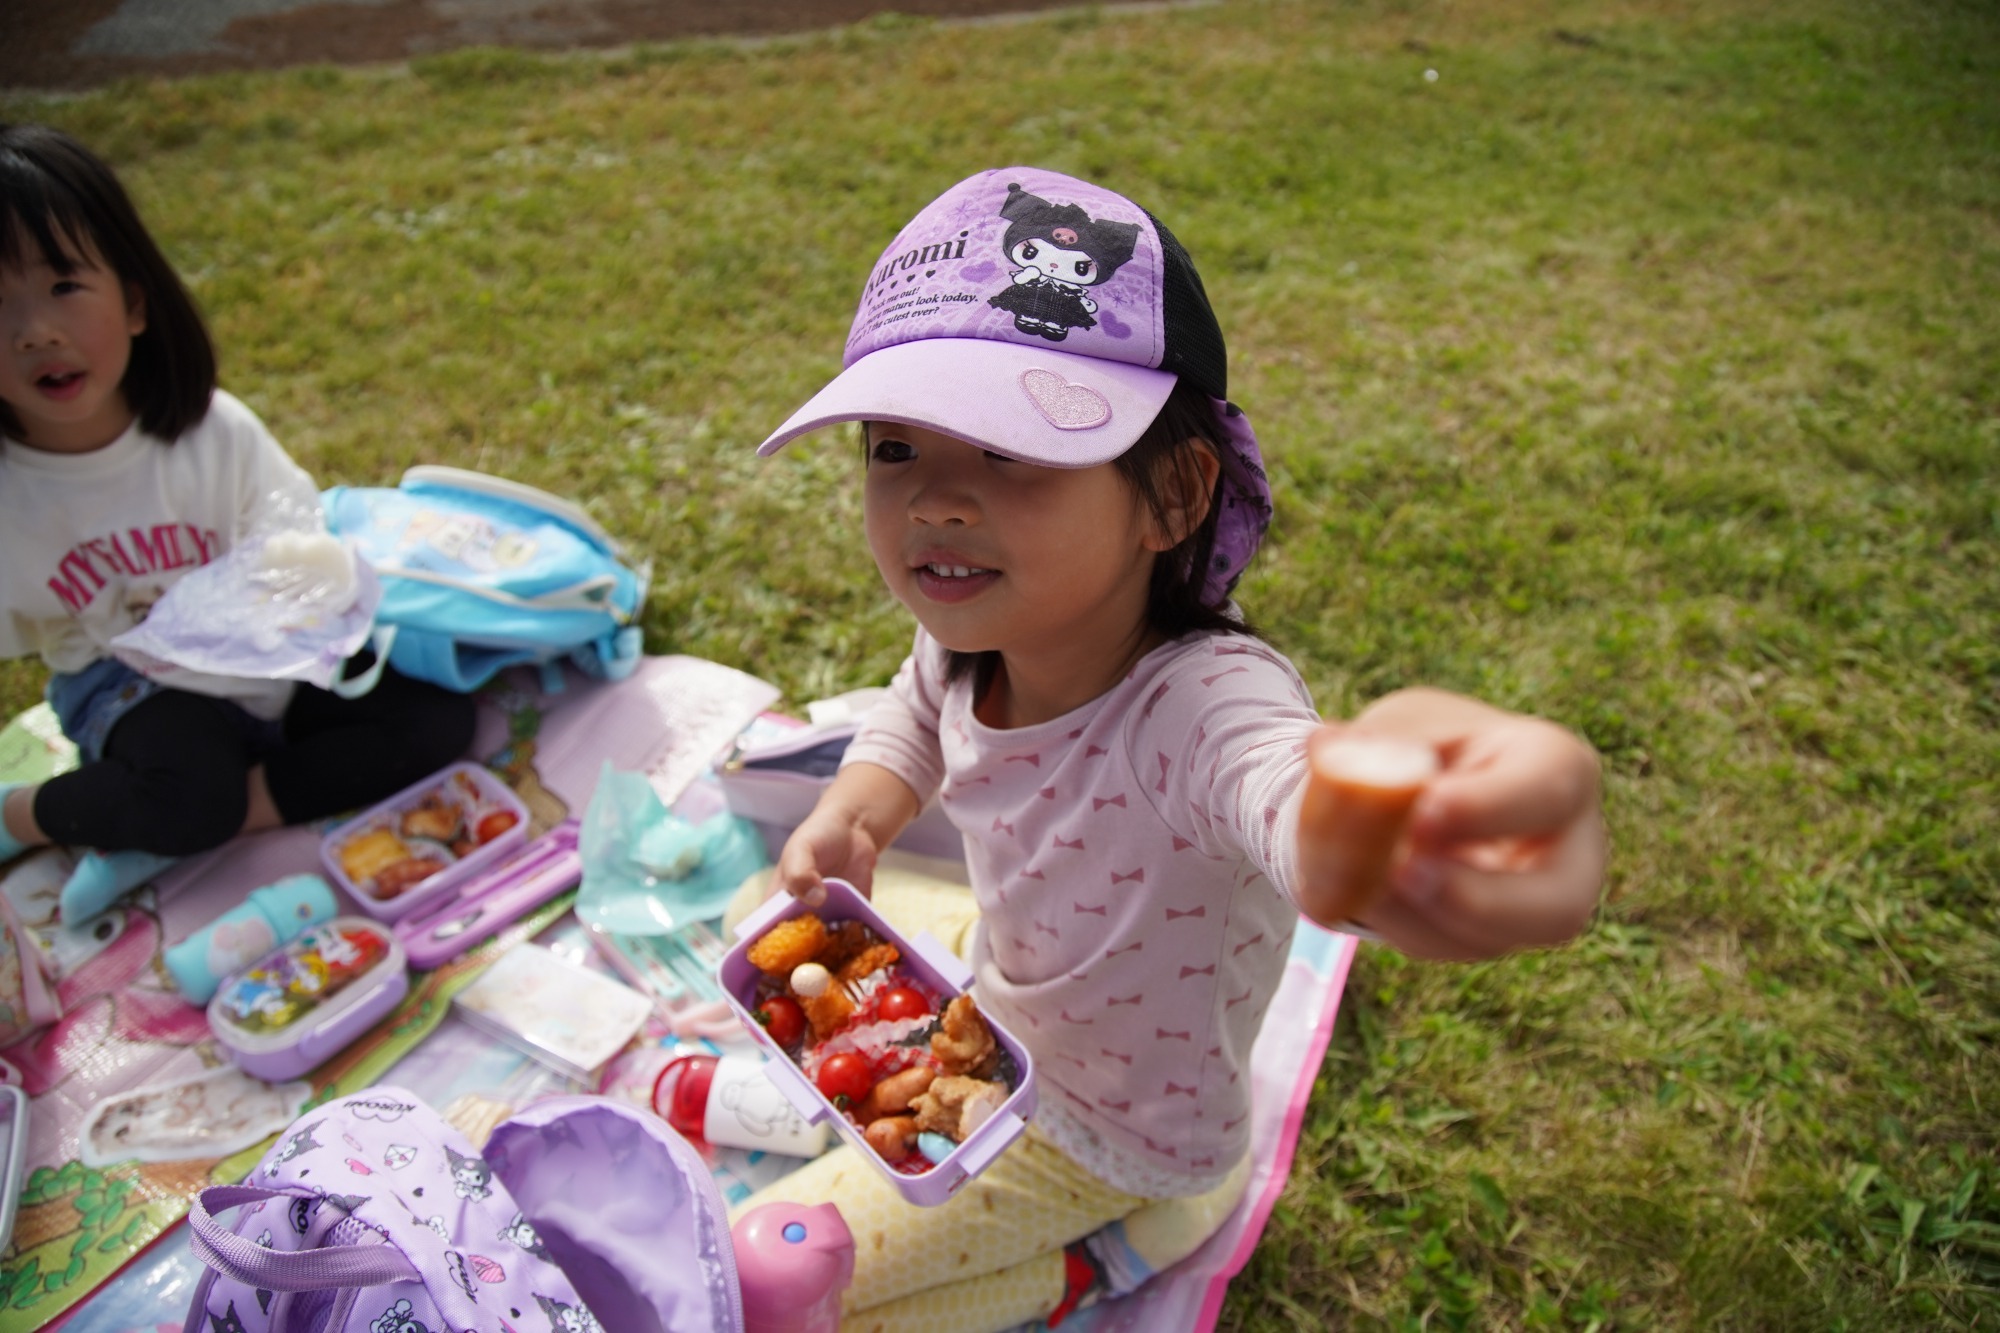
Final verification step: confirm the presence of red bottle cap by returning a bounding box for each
[653,1053,718,1139]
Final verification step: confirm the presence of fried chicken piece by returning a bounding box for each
[816,920,875,974]
[399,794,464,844]
[747,914,829,976]
[836,941,901,986]
[802,986,856,1040]
[930,994,997,1076]
[910,1075,1009,1143]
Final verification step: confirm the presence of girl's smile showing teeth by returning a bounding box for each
[865,421,1164,706]
[1,230,147,452]
[913,557,999,604]
[36,369,86,400]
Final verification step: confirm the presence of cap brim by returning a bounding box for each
[756,338,1176,468]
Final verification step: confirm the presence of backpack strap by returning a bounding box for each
[399,465,620,552]
[361,564,629,617]
[188,1185,421,1292]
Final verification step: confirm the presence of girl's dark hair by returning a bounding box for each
[926,377,1260,690]
[0,123,215,442]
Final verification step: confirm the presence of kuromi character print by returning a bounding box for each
[208,1301,249,1333]
[263,1120,324,1176]
[285,1186,371,1235]
[445,1144,494,1201]
[346,1094,417,1122]
[370,1298,435,1333]
[253,1229,274,1315]
[446,1250,479,1301]
[535,1293,604,1333]
[988,182,1141,342]
[500,1209,551,1262]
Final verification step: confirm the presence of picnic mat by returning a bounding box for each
[1059,921,1354,1332]
[47,925,1356,1333]
[0,655,781,1328]
[5,658,1355,1332]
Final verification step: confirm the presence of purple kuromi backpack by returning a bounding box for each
[185,1087,774,1333]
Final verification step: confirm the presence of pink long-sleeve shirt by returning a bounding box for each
[844,627,1324,1197]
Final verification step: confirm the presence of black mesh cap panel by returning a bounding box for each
[1144,209,1228,401]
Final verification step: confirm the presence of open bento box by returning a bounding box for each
[208,917,409,1081]
[719,878,1037,1207]
[319,762,528,922]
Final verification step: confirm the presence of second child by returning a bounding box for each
[0,124,477,919]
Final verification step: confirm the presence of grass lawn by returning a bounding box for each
[4,0,1996,1326]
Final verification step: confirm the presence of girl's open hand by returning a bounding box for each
[1305,689,1607,960]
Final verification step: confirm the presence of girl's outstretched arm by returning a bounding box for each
[1299,688,1607,960]
[772,761,924,907]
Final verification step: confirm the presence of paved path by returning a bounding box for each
[3,0,1119,92]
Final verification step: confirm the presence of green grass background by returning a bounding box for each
[4,0,1996,1325]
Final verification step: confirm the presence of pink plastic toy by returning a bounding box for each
[732,1201,856,1333]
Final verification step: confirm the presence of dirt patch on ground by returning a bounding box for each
[3,0,1131,93]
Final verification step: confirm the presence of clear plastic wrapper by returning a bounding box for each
[578,761,768,935]
[108,498,382,691]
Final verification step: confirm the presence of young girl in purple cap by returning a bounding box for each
[743,167,1606,1331]
[0,124,476,919]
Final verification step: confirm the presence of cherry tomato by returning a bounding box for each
[754,995,805,1048]
[876,986,931,1023]
[475,810,520,844]
[816,1051,874,1106]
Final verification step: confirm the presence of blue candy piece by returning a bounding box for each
[917,1132,956,1165]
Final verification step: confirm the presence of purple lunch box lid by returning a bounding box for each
[319,761,531,923]
[718,878,1037,1208]
[209,918,410,1082]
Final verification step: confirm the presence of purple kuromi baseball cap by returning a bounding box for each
[757,166,1274,604]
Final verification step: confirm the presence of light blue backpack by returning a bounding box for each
[323,468,648,693]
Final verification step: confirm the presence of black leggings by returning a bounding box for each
[32,665,478,856]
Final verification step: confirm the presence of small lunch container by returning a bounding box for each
[208,918,409,1081]
[320,761,529,922]
[719,879,1037,1207]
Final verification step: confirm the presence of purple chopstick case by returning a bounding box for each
[394,821,583,971]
